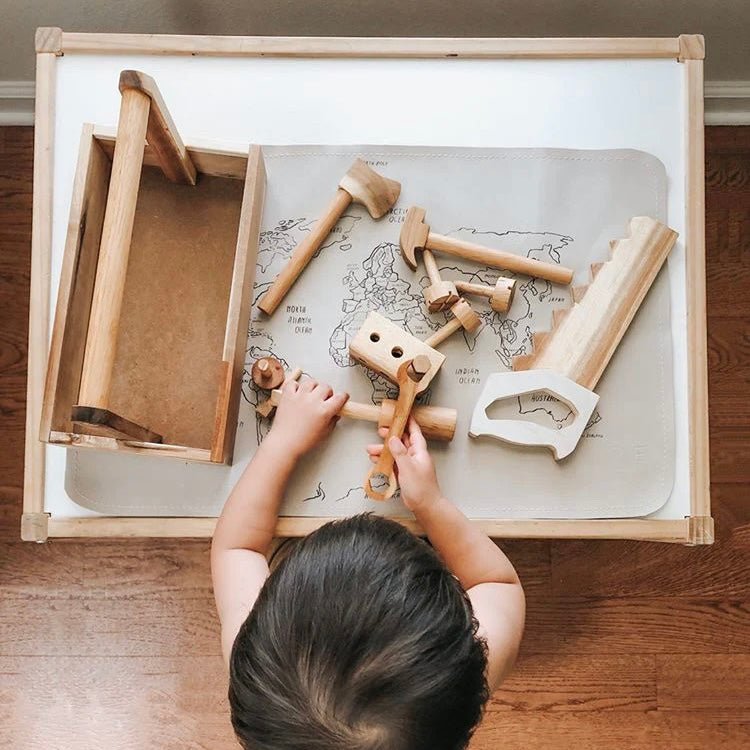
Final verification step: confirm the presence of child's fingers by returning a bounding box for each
[388,435,408,457]
[300,378,318,393]
[281,378,299,393]
[366,443,383,456]
[406,417,427,451]
[377,426,389,438]
[316,382,333,399]
[326,391,350,415]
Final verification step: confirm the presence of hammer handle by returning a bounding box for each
[427,232,574,285]
[258,188,352,315]
[455,280,492,299]
[79,87,151,409]
[423,316,462,348]
[422,248,442,286]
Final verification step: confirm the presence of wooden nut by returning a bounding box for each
[450,298,482,332]
[424,280,460,313]
[251,357,285,389]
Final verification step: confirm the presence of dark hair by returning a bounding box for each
[229,514,488,750]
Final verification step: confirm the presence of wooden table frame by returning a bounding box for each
[22,29,711,545]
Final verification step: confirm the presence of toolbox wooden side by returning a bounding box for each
[40,125,265,464]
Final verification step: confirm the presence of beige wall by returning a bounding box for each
[2,0,749,82]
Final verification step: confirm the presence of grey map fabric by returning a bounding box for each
[66,146,675,520]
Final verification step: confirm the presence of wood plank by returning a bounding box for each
[0,128,32,543]
[40,127,110,439]
[22,53,55,529]
[684,58,711,521]
[657,655,750,712]
[0,592,221,657]
[78,539,212,597]
[523,598,750,655]
[0,656,235,750]
[487,653,656,712]
[707,318,750,426]
[710,425,750,483]
[549,484,750,598]
[59,32,683,59]
[470,711,750,750]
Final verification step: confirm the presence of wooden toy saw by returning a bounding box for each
[469,216,679,459]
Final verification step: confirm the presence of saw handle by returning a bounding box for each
[468,371,600,460]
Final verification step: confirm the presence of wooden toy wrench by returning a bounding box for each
[365,355,431,501]
[470,217,678,459]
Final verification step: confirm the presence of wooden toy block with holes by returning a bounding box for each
[470,216,679,459]
[40,69,266,464]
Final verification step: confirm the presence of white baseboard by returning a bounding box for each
[1,79,748,127]
[705,81,750,125]
[0,81,34,125]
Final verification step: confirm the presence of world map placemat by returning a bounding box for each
[66,145,675,520]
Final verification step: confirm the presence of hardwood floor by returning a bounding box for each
[1,125,748,749]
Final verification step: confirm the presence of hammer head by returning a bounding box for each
[399,206,430,270]
[338,159,401,219]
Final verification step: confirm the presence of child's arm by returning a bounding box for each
[367,419,525,690]
[212,379,348,663]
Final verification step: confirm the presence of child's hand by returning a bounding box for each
[270,379,349,458]
[366,418,443,511]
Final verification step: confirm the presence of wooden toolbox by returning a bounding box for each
[40,70,266,464]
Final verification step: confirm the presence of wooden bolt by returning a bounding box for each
[423,298,482,348]
[251,356,286,390]
[258,159,401,316]
[455,277,516,313]
[400,205,574,285]
[267,386,457,441]
[256,366,302,417]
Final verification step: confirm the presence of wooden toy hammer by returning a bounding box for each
[400,206,458,312]
[399,205,574,285]
[258,159,401,315]
[455,277,516,313]
[424,298,482,348]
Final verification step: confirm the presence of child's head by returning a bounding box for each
[229,514,488,750]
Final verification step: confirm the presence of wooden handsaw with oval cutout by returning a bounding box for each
[470,216,679,459]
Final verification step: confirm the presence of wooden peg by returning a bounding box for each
[267,385,457,441]
[256,366,302,417]
[258,159,401,315]
[400,205,573,285]
[251,356,286,390]
[423,298,482,348]
[455,277,516,313]
[365,359,425,501]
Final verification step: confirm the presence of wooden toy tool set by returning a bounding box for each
[41,68,681,503]
[25,31,710,544]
